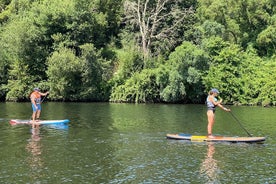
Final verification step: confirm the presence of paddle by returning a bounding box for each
[41,92,49,103]
[229,111,252,137]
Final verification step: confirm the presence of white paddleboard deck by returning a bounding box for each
[10,119,70,125]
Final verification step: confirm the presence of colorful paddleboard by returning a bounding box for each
[166,133,265,143]
[10,119,70,126]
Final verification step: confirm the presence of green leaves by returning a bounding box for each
[203,41,276,105]
[197,0,275,56]
[47,47,81,101]
[110,68,159,103]
[161,42,208,103]
[0,0,275,105]
[110,41,208,103]
[0,0,121,101]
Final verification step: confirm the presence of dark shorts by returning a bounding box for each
[207,108,216,113]
[32,104,41,112]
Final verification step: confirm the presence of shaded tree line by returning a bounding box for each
[0,0,275,105]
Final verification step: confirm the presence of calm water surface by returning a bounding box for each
[0,102,275,184]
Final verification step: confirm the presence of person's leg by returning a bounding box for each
[36,104,41,121]
[207,110,215,137]
[31,104,37,128]
[36,110,41,121]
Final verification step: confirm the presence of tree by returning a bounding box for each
[197,0,275,57]
[203,44,245,103]
[123,0,196,62]
[110,68,160,103]
[0,0,123,101]
[257,60,276,106]
[79,43,110,101]
[110,41,209,103]
[5,60,33,101]
[0,10,47,101]
[46,47,82,101]
[256,15,276,56]
[160,41,208,103]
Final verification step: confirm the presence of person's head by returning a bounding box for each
[34,88,40,92]
[209,88,219,96]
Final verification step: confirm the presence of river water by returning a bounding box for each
[0,102,275,183]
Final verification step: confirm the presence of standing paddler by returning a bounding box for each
[30,88,49,127]
[206,88,230,138]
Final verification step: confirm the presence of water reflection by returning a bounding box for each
[200,143,220,183]
[26,126,43,181]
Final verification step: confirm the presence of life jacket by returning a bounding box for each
[206,95,217,111]
[30,91,41,104]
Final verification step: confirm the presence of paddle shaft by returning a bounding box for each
[229,111,252,137]
[41,94,48,103]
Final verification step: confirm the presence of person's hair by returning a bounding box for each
[208,90,215,95]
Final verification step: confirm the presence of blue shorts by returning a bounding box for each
[32,104,41,112]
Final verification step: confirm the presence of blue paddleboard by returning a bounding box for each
[10,119,70,125]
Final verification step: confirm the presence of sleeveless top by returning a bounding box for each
[206,95,217,111]
[30,91,41,104]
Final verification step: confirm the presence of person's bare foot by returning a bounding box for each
[208,135,216,138]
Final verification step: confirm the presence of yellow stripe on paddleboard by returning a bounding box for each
[191,135,207,141]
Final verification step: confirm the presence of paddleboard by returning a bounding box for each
[9,119,70,126]
[166,133,266,143]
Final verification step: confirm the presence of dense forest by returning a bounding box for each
[0,0,275,105]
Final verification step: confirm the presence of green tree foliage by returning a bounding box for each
[0,0,121,101]
[197,0,275,105]
[0,0,30,23]
[112,33,144,83]
[79,43,111,101]
[47,47,82,101]
[255,58,276,106]
[160,42,209,103]
[5,60,33,101]
[203,42,276,105]
[197,0,275,56]
[109,34,146,102]
[110,41,208,103]
[110,68,160,103]
[0,0,274,105]
[203,44,245,103]
[0,8,46,100]
[256,14,276,56]
[47,44,111,101]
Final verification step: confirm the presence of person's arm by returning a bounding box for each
[210,96,230,111]
[217,103,231,111]
[39,91,49,96]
